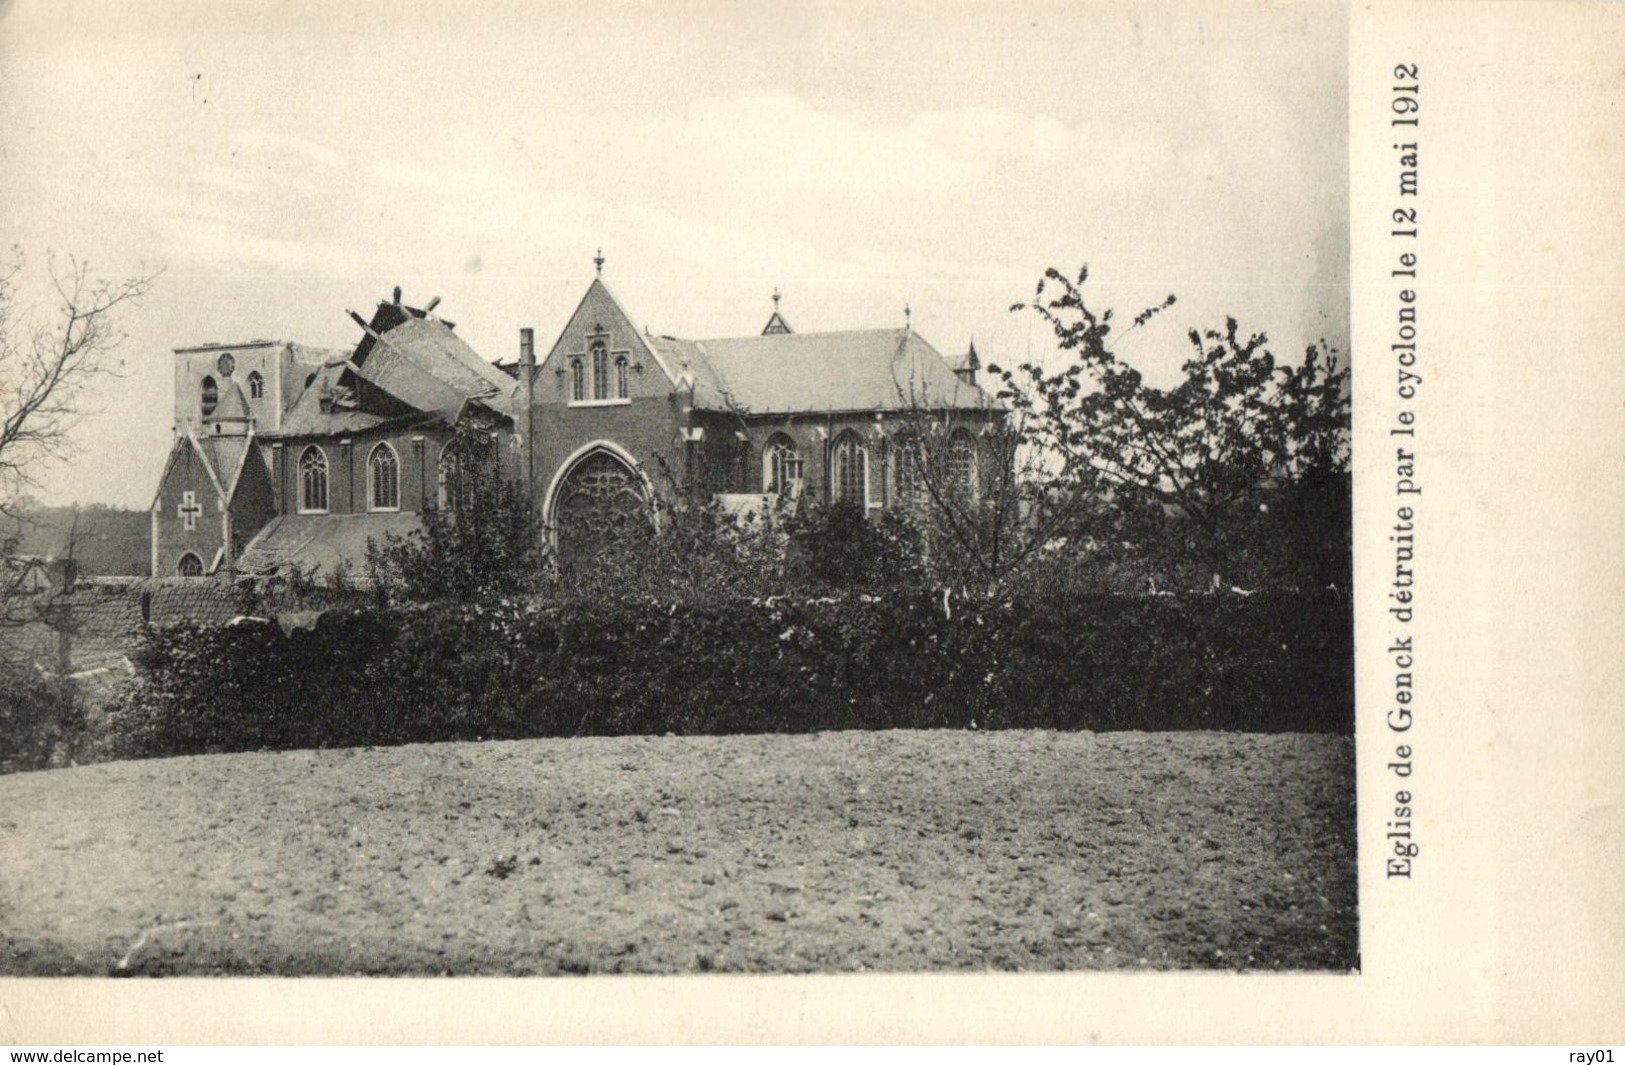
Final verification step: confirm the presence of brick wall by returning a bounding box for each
[272,427,456,517]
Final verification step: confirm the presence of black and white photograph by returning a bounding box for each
[3,0,1356,991]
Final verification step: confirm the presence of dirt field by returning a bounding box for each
[0,730,1356,975]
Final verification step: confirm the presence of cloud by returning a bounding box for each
[230,130,345,171]
[194,165,259,195]
[156,212,368,275]
[633,92,1150,199]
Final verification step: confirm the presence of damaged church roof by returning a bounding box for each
[235,511,424,584]
[350,315,517,417]
[265,290,517,439]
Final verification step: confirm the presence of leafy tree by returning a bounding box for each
[995,266,1349,589]
[365,423,547,602]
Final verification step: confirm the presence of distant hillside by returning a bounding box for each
[6,505,149,577]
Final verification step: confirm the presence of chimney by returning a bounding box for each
[519,327,536,491]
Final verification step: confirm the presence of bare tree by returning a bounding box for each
[0,249,161,523]
[0,249,159,770]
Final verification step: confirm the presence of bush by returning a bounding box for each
[784,500,926,592]
[0,660,86,773]
[366,425,548,604]
[103,589,1352,760]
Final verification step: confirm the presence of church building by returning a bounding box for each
[149,339,341,579]
[149,292,519,580]
[528,254,1002,566]
[148,256,1001,582]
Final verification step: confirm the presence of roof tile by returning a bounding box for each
[650,328,999,416]
[237,512,424,585]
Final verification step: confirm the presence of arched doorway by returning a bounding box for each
[547,445,651,570]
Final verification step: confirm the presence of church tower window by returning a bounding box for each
[615,355,630,399]
[247,371,264,399]
[176,552,204,578]
[570,358,586,402]
[299,446,330,514]
[200,375,218,417]
[368,442,400,511]
[831,431,870,507]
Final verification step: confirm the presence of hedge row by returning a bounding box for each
[103,591,1353,759]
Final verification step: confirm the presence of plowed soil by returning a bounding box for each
[0,730,1356,975]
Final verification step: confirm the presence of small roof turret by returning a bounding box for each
[761,288,794,335]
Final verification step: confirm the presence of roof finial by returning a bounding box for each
[594,248,605,277]
[772,287,782,310]
[904,301,912,328]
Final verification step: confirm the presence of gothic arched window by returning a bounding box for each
[946,431,978,501]
[615,355,630,400]
[368,442,400,511]
[299,446,329,514]
[437,440,459,512]
[831,431,869,507]
[176,552,204,578]
[763,434,804,496]
[200,375,219,417]
[570,358,586,402]
[552,448,651,570]
[247,371,264,399]
[591,341,610,401]
[893,437,925,504]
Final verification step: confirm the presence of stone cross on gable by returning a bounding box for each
[178,490,203,531]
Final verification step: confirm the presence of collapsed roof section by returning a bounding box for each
[236,511,424,585]
[265,289,518,440]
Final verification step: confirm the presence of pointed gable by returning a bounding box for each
[162,432,228,508]
[539,276,679,387]
[151,432,230,575]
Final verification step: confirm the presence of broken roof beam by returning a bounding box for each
[349,308,392,342]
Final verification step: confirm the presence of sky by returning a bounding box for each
[0,0,1348,508]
